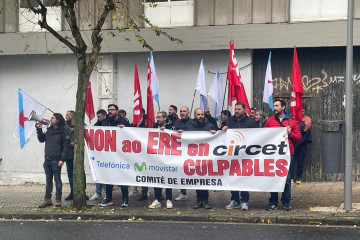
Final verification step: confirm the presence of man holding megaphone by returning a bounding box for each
[36,113,69,208]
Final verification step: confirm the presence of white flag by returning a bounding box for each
[208,71,223,119]
[195,59,208,110]
[263,52,273,110]
[150,51,160,103]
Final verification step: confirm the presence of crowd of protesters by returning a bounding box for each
[35,99,311,211]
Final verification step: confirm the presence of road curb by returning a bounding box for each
[1,211,360,226]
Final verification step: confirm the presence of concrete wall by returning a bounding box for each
[0,54,95,185]
[0,49,252,184]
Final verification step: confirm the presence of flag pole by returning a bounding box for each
[221,77,228,112]
[47,108,55,113]
[190,89,197,117]
[157,102,160,111]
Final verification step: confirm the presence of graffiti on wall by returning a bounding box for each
[273,69,360,93]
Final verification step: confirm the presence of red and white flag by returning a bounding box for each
[85,81,95,123]
[227,41,251,115]
[133,61,143,127]
[290,46,303,122]
[146,61,155,128]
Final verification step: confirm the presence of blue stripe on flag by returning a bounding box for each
[18,89,26,149]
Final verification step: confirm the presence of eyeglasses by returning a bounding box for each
[108,109,116,111]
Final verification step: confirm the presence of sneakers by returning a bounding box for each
[65,193,73,201]
[296,179,301,184]
[100,199,114,207]
[283,205,292,211]
[55,200,61,207]
[266,204,278,211]
[89,193,102,201]
[225,200,241,209]
[203,201,211,209]
[166,200,173,209]
[193,201,203,209]
[149,199,162,209]
[38,200,53,208]
[193,201,211,209]
[129,187,138,197]
[121,199,129,208]
[175,193,187,201]
[240,202,249,211]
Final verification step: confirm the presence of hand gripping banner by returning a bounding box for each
[85,127,290,192]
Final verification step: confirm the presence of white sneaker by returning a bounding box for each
[89,193,102,201]
[129,187,138,197]
[240,202,249,211]
[149,199,162,209]
[225,200,241,209]
[175,193,187,201]
[166,200,173,209]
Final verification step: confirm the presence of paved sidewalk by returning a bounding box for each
[1,182,360,225]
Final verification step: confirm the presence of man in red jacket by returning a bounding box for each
[265,99,301,211]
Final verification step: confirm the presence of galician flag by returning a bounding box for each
[14,89,47,149]
[208,71,223,119]
[263,52,274,111]
[195,59,208,110]
[150,51,160,104]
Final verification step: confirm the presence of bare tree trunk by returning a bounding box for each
[73,56,88,210]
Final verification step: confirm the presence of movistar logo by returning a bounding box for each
[134,162,147,171]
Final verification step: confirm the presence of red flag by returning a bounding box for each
[133,61,143,127]
[85,81,95,123]
[227,41,251,115]
[290,46,303,122]
[146,61,155,128]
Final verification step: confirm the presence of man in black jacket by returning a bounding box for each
[189,108,217,209]
[36,113,69,208]
[89,109,108,201]
[149,111,174,209]
[174,106,192,201]
[100,104,131,207]
[222,102,258,211]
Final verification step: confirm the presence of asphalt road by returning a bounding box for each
[0,220,359,240]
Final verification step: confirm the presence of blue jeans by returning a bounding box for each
[230,191,249,203]
[95,183,102,195]
[43,160,62,200]
[268,155,294,207]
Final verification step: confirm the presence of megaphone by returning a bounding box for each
[28,110,49,125]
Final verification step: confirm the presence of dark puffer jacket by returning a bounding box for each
[37,125,69,162]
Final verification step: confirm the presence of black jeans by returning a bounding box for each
[196,190,209,202]
[154,188,172,201]
[66,158,73,194]
[43,160,62,200]
[105,185,128,202]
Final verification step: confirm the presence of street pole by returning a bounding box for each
[344,0,354,210]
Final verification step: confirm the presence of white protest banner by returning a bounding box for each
[85,127,290,192]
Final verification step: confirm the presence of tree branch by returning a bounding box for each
[26,0,77,53]
[85,0,115,77]
[63,0,87,56]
